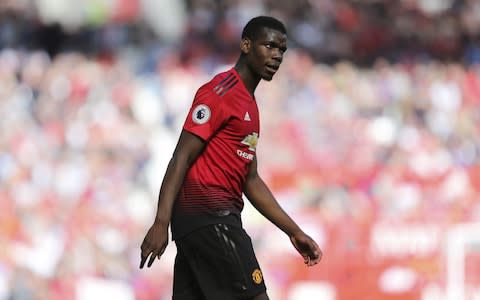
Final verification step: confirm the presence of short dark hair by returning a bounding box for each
[241,16,287,41]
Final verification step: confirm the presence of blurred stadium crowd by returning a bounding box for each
[2,0,480,65]
[1,0,480,300]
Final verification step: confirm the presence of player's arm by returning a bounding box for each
[140,130,205,268]
[243,157,322,266]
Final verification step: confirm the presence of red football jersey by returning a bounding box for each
[171,68,260,239]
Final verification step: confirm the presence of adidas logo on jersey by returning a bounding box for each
[244,112,251,121]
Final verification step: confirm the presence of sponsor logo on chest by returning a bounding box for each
[237,132,258,161]
[241,132,258,151]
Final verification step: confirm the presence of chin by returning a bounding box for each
[262,74,275,81]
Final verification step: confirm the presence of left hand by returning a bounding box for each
[290,232,322,266]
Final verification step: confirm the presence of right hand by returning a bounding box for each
[140,222,169,268]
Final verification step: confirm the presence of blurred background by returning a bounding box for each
[1,0,480,299]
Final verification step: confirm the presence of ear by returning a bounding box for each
[240,38,251,55]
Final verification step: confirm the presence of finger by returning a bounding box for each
[307,241,321,258]
[157,247,166,259]
[159,242,168,257]
[307,252,321,264]
[305,244,321,266]
[310,250,320,260]
[149,245,167,268]
[147,250,160,267]
[140,242,147,252]
[314,246,323,260]
[140,252,151,269]
[308,254,321,266]
[311,255,319,265]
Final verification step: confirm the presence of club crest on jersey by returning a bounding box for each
[252,269,263,284]
[192,104,211,124]
[241,132,258,151]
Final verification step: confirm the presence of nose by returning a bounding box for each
[272,49,283,62]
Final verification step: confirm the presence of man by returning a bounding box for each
[140,16,322,300]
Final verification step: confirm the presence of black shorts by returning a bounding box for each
[172,224,267,300]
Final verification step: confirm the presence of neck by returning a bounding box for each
[234,57,261,96]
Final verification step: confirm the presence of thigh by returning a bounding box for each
[251,293,269,300]
[173,249,205,300]
[176,224,267,300]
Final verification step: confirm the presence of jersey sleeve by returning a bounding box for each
[183,86,229,141]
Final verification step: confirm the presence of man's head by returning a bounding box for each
[239,16,287,81]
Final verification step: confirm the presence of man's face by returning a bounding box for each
[243,27,287,81]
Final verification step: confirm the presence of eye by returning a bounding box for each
[265,44,272,49]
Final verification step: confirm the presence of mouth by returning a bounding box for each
[265,64,279,74]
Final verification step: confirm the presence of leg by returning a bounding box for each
[251,292,269,300]
[176,224,267,300]
[172,247,205,300]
